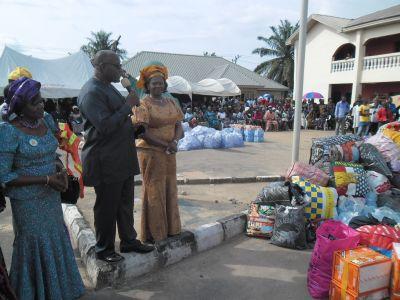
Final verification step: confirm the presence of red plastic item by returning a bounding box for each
[356,225,400,250]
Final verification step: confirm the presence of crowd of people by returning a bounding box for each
[180,94,400,137]
[183,97,296,131]
[335,94,400,137]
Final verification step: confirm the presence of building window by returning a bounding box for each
[332,43,356,61]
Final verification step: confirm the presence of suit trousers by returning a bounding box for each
[93,177,137,256]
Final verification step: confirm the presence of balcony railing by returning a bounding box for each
[331,58,355,73]
[363,52,400,70]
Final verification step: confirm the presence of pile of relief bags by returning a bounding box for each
[231,124,265,143]
[246,121,400,299]
[178,123,246,151]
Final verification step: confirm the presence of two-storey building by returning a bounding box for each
[287,4,400,103]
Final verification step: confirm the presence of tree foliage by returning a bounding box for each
[252,20,299,90]
[81,30,127,60]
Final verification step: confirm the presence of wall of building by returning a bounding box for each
[362,23,400,45]
[299,23,357,100]
[293,21,400,103]
[240,87,286,100]
[256,90,286,99]
[362,81,400,99]
[361,59,400,83]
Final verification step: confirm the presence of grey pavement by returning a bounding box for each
[176,130,333,179]
[77,182,267,243]
[80,235,312,300]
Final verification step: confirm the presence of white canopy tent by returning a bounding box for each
[189,79,217,96]
[190,78,224,96]
[0,46,241,99]
[216,78,241,96]
[166,76,192,97]
[190,78,241,97]
[0,46,127,98]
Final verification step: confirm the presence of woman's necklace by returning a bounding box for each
[19,118,40,129]
[150,96,166,104]
[150,95,163,101]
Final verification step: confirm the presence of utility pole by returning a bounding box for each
[291,0,308,163]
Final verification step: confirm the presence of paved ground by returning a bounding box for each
[77,182,267,244]
[176,130,333,179]
[80,235,312,300]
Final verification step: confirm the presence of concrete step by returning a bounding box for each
[63,204,247,289]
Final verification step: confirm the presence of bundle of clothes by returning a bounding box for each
[246,121,400,299]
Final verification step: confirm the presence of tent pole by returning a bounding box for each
[291,0,308,164]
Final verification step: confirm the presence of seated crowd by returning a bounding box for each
[183,97,295,131]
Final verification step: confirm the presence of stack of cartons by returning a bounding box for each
[329,247,392,300]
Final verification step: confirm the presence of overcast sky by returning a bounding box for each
[0,0,399,70]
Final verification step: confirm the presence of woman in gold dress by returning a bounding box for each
[132,61,184,243]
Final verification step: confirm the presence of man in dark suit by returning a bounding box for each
[78,50,153,263]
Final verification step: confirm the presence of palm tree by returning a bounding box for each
[81,30,127,60]
[252,20,299,90]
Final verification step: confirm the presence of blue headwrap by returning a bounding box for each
[2,77,41,121]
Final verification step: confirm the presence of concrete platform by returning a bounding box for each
[62,203,247,289]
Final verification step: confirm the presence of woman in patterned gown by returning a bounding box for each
[0,77,84,299]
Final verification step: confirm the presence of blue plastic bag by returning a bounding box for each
[337,196,365,214]
[244,129,254,142]
[365,191,378,207]
[222,128,235,134]
[203,132,222,149]
[233,127,244,137]
[196,134,206,146]
[371,206,400,224]
[191,126,216,136]
[336,211,360,225]
[178,134,202,151]
[221,131,244,148]
[253,128,264,143]
[181,122,191,133]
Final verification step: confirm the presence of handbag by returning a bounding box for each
[47,119,83,205]
[54,154,80,205]
[61,175,80,205]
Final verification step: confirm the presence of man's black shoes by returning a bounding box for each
[120,240,155,253]
[96,252,124,263]
[96,241,154,263]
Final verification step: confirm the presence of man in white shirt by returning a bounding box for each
[369,97,380,135]
[351,96,361,134]
[217,108,226,120]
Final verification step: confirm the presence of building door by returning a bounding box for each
[331,91,341,104]
[330,84,353,104]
